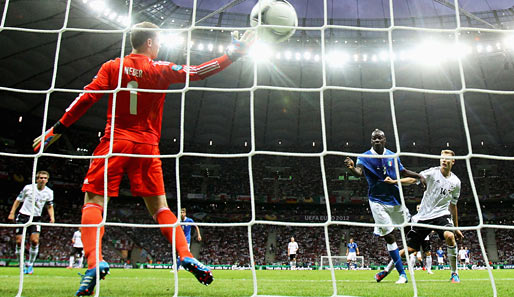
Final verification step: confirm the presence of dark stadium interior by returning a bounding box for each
[1,0,514,271]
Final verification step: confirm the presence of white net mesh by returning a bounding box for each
[1,0,514,296]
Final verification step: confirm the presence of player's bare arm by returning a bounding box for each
[195,226,202,241]
[400,168,426,187]
[383,176,417,185]
[47,204,55,223]
[344,157,363,177]
[8,199,21,221]
[449,204,463,240]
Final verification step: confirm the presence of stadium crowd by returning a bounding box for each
[1,129,514,267]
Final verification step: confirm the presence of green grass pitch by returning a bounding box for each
[1,267,513,296]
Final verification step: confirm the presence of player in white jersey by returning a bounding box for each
[68,229,84,268]
[459,247,467,268]
[8,171,55,274]
[464,247,470,265]
[288,237,299,270]
[379,150,463,283]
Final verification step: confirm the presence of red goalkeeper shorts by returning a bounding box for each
[82,139,165,197]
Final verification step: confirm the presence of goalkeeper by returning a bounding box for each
[33,21,254,296]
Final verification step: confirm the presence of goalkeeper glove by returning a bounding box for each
[225,30,255,61]
[33,121,67,152]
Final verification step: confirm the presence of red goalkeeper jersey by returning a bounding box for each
[59,53,233,145]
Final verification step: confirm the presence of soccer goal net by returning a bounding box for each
[320,256,364,269]
[1,0,513,297]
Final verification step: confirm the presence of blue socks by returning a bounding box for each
[387,242,405,275]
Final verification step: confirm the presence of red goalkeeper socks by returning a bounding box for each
[155,208,193,260]
[81,203,104,269]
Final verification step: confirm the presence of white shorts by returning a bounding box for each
[369,200,409,236]
[347,252,357,261]
[438,257,444,264]
[465,258,470,264]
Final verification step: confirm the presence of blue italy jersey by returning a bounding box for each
[181,217,194,244]
[437,250,444,258]
[356,148,405,205]
[347,242,358,253]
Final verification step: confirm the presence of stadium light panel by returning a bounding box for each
[218,45,224,53]
[18,116,22,123]
[89,1,105,12]
[362,54,368,62]
[103,8,111,16]
[208,43,214,52]
[250,42,273,61]
[477,44,483,53]
[486,45,493,52]
[303,52,311,60]
[285,51,292,60]
[108,12,117,20]
[504,36,514,49]
[198,43,204,50]
[276,53,281,59]
[295,52,301,60]
[371,54,378,62]
[379,51,388,61]
[314,54,320,62]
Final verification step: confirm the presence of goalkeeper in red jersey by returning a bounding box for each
[33,21,254,296]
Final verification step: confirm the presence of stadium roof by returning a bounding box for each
[1,0,514,152]
[173,0,514,20]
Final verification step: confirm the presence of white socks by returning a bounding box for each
[425,255,432,272]
[409,253,416,268]
[447,246,458,274]
[28,245,39,266]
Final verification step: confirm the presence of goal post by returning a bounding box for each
[320,256,364,269]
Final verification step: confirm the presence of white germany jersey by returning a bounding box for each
[413,167,460,221]
[17,184,54,217]
[72,230,83,248]
[288,242,299,254]
[459,249,467,259]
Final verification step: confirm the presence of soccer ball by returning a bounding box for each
[250,0,298,43]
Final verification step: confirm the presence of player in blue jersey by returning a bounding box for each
[344,129,424,284]
[436,247,445,270]
[346,238,360,270]
[173,208,202,271]
[181,208,202,248]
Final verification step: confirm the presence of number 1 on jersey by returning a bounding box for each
[127,81,138,115]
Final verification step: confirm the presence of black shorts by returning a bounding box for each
[421,238,431,253]
[289,254,297,261]
[407,215,453,251]
[71,247,84,256]
[15,213,42,235]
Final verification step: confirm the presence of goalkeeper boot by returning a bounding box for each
[181,257,213,286]
[26,265,34,275]
[395,273,408,284]
[23,265,28,274]
[75,261,110,296]
[374,270,390,282]
[450,272,460,283]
